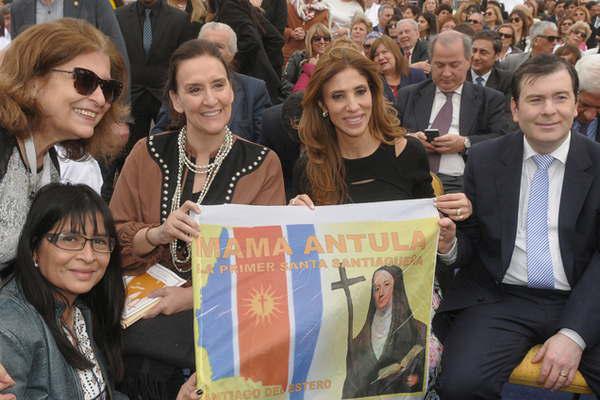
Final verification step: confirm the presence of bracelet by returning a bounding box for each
[144,226,159,248]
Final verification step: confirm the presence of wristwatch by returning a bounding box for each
[463,136,471,150]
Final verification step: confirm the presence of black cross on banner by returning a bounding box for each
[331,266,365,362]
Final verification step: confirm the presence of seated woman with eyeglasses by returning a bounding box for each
[282,23,332,92]
[509,9,530,50]
[496,23,523,61]
[367,35,426,104]
[0,19,127,276]
[0,183,126,400]
[566,21,592,51]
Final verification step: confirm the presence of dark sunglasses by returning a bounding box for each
[499,32,514,39]
[510,17,521,22]
[539,34,560,42]
[51,67,123,103]
[311,35,331,43]
[572,30,587,38]
[468,18,482,24]
[364,43,372,50]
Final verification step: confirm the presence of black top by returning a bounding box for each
[294,136,433,204]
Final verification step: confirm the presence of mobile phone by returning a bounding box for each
[424,129,439,142]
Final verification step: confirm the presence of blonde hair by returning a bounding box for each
[0,18,128,160]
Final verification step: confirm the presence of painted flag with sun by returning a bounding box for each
[192,200,439,400]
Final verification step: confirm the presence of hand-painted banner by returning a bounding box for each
[192,200,438,400]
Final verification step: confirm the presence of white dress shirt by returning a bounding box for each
[471,69,492,87]
[439,133,586,349]
[503,135,570,290]
[428,84,465,176]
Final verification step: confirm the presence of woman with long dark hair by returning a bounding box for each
[509,9,530,50]
[0,183,126,399]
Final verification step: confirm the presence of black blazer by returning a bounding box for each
[216,0,284,103]
[10,0,130,73]
[395,79,509,147]
[441,132,600,348]
[402,39,429,64]
[116,0,194,102]
[467,67,512,97]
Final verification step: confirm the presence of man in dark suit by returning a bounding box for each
[436,55,600,399]
[468,31,512,96]
[396,30,508,193]
[116,0,194,151]
[151,22,272,142]
[10,0,128,69]
[396,18,430,74]
[572,54,600,141]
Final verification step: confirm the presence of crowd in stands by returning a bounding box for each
[0,0,599,398]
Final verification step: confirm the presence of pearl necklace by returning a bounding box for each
[169,126,234,272]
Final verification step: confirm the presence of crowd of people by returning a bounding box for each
[0,0,599,398]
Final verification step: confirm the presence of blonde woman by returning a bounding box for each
[283,23,331,88]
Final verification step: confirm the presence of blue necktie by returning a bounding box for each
[475,76,484,86]
[526,154,555,289]
[143,9,152,56]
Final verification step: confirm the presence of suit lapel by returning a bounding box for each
[486,69,499,90]
[558,133,594,279]
[414,82,435,130]
[497,133,524,271]
[459,83,478,135]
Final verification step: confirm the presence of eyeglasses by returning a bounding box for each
[484,11,494,16]
[468,18,482,24]
[51,67,123,104]
[572,30,587,39]
[311,35,331,43]
[510,17,521,22]
[561,21,573,26]
[46,233,116,253]
[539,34,561,42]
[498,32,514,39]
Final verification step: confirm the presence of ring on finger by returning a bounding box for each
[560,370,569,377]
[456,208,462,217]
[291,198,296,205]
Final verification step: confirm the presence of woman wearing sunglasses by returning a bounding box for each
[496,23,523,61]
[0,183,126,400]
[566,21,592,51]
[282,23,331,91]
[109,39,285,400]
[0,19,127,276]
[508,9,530,50]
[483,4,503,31]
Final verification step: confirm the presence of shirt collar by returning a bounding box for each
[471,68,492,81]
[137,0,161,15]
[523,132,571,165]
[435,83,463,96]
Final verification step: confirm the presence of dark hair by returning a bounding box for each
[403,4,421,18]
[164,39,233,130]
[420,12,438,36]
[511,54,579,102]
[12,183,125,380]
[435,3,453,15]
[473,30,502,53]
[509,9,530,37]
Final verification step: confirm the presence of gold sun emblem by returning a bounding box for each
[243,285,283,326]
